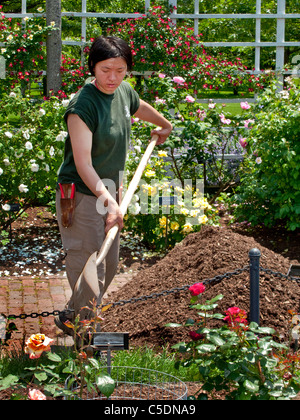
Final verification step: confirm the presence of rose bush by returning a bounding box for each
[0,6,56,97]
[233,77,300,231]
[109,4,274,96]
[124,113,220,251]
[167,291,300,400]
[0,90,71,228]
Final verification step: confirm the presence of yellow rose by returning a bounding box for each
[142,184,157,196]
[145,170,156,178]
[159,216,167,228]
[182,223,193,234]
[198,214,208,224]
[170,221,180,231]
[180,208,189,216]
[25,333,54,359]
[158,151,168,157]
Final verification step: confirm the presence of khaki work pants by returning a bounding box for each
[56,190,120,319]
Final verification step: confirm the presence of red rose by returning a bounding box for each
[189,283,206,296]
[189,331,204,341]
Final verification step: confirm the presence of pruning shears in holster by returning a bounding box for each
[59,183,76,228]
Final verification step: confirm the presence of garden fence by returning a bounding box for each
[3,0,300,85]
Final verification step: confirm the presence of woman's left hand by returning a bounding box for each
[151,125,173,145]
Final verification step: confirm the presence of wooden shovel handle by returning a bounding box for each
[95,135,158,266]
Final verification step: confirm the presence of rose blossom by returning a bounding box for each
[172,76,185,85]
[220,113,231,125]
[189,282,206,296]
[25,333,54,359]
[185,95,195,103]
[224,307,248,327]
[19,184,29,193]
[28,389,47,400]
[240,101,251,110]
[189,331,205,341]
[239,138,248,148]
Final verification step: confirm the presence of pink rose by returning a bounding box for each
[244,119,255,128]
[189,282,206,296]
[240,101,251,110]
[172,76,185,85]
[186,95,195,103]
[220,113,231,125]
[239,138,248,148]
[28,389,47,400]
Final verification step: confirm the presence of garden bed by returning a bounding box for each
[0,207,299,400]
[101,224,299,348]
[1,207,299,350]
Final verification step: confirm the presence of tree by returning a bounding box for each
[46,0,62,95]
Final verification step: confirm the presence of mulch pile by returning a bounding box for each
[102,225,299,348]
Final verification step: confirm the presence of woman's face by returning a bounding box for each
[93,57,127,95]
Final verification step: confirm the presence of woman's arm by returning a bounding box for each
[134,99,173,145]
[67,113,123,233]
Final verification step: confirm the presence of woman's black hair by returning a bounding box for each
[88,36,133,75]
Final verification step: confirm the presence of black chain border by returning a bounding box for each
[5,264,299,320]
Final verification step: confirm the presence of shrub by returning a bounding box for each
[0,6,56,97]
[0,91,70,228]
[167,285,300,400]
[109,4,274,96]
[233,78,300,231]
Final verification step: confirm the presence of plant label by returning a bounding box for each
[0,315,7,340]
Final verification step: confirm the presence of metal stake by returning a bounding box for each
[249,248,261,325]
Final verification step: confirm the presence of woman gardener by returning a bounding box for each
[55,36,172,334]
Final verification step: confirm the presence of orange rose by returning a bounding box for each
[25,333,54,359]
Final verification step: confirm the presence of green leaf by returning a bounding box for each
[192,303,219,311]
[165,323,182,328]
[0,375,19,391]
[196,344,217,353]
[244,380,259,394]
[206,294,224,304]
[96,374,115,398]
[207,334,226,346]
[34,371,48,382]
[47,352,62,362]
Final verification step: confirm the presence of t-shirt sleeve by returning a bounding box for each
[64,89,98,133]
[123,82,140,115]
[130,89,140,115]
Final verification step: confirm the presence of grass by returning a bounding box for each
[112,346,198,382]
[0,345,198,386]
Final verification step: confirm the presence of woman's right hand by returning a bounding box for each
[105,199,124,234]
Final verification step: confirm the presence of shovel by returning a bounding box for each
[72,135,159,315]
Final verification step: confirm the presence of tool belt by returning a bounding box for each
[59,183,76,228]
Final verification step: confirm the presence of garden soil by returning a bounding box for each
[101,225,300,348]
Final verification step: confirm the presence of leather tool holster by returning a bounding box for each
[59,183,76,228]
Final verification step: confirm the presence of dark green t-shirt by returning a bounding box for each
[58,81,140,196]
